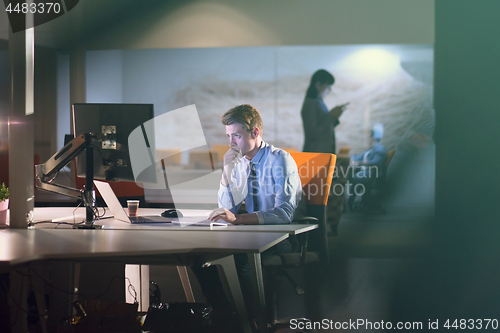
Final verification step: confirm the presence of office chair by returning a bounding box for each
[279,147,298,153]
[337,146,350,156]
[262,152,336,328]
[209,144,229,163]
[156,149,182,166]
[375,150,395,187]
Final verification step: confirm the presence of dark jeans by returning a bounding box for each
[192,237,298,319]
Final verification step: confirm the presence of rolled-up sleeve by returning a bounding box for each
[218,165,246,215]
[218,183,237,214]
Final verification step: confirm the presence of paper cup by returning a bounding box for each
[127,200,139,217]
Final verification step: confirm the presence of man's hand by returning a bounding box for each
[221,147,241,187]
[209,207,237,224]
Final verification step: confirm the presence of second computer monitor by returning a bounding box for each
[72,103,155,183]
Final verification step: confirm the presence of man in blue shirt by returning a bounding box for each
[347,124,388,212]
[212,104,302,225]
[196,104,302,327]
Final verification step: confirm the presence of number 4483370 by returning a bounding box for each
[444,319,498,330]
[5,2,61,14]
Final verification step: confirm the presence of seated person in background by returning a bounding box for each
[347,124,388,211]
[193,104,302,324]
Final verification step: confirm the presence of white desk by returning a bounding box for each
[29,207,317,333]
[33,207,318,235]
[1,228,289,333]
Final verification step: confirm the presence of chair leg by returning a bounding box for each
[265,269,314,332]
[280,268,304,295]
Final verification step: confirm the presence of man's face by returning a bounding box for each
[226,123,259,157]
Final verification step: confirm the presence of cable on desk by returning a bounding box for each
[95,206,107,220]
[72,201,82,224]
[31,221,85,228]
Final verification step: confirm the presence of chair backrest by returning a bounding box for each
[290,152,336,263]
[290,152,336,206]
[385,150,395,168]
[210,144,229,163]
[373,150,395,187]
[188,151,217,170]
[156,149,182,166]
[280,147,298,153]
[337,146,350,156]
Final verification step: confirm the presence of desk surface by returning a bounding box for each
[31,207,317,235]
[0,228,288,267]
[4,207,314,333]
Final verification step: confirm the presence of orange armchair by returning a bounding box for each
[262,152,336,327]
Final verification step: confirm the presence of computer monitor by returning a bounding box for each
[72,103,155,183]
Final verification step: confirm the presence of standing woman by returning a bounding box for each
[301,69,348,153]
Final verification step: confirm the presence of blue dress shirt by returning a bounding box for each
[218,141,302,224]
[350,142,388,178]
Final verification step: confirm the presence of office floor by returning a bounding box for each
[271,210,432,333]
[271,145,435,332]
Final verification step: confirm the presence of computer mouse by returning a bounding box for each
[161,209,183,218]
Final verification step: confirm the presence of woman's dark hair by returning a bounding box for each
[305,69,335,98]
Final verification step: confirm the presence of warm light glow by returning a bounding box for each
[339,48,401,78]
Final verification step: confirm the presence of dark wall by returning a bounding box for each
[0,39,8,153]
[435,0,500,245]
[34,46,58,162]
[389,0,500,323]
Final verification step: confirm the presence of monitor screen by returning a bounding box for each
[72,103,155,182]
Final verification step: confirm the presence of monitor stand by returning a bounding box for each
[73,144,102,229]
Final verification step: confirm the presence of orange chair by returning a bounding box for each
[156,149,182,166]
[209,144,229,164]
[280,147,298,153]
[263,152,336,327]
[288,152,336,263]
[337,146,350,156]
[188,151,218,170]
[386,150,396,168]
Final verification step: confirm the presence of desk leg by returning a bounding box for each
[211,255,252,333]
[248,253,268,333]
[176,266,195,303]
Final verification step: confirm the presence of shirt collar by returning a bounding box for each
[250,141,267,165]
